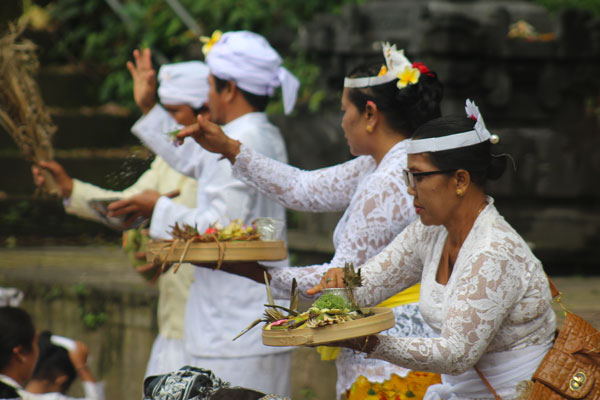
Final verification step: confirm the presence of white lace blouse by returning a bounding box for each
[356,198,557,375]
[232,140,416,299]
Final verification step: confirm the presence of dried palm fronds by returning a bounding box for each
[343,262,363,308]
[0,23,58,196]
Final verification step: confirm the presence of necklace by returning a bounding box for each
[476,200,488,216]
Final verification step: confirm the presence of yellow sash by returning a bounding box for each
[317,284,421,360]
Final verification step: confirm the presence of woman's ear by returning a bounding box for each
[364,100,379,131]
[455,169,471,193]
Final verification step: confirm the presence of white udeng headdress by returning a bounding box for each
[157,61,210,109]
[344,42,422,89]
[406,99,500,154]
[203,30,300,115]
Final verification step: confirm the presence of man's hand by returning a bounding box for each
[177,115,241,163]
[306,267,345,296]
[31,161,73,198]
[126,48,157,114]
[107,189,179,227]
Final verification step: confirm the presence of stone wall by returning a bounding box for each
[274,0,600,271]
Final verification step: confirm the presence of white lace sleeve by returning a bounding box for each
[352,221,427,306]
[233,145,373,212]
[361,219,550,375]
[269,162,416,300]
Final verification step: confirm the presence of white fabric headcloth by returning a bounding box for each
[406,99,496,154]
[158,61,210,109]
[206,31,299,114]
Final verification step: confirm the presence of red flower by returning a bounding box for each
[204,227,218,234]
[412,62,434,77]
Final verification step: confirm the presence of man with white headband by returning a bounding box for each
[32,60,211,378]
[109,31,298,395]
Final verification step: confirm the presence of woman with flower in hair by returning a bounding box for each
[311,101,556,400]
[179,43,444,399]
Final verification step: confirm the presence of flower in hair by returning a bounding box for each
[465,99,481,121]
[412,62,434,77]
[200,30,222,56]
[396,66,420,89]
[343,42,424,90]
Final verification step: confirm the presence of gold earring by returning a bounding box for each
[366,125,373,133]
[457,189,463,197]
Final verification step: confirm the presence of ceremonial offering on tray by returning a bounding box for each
[235,263,395,346]
[145,219,287,270]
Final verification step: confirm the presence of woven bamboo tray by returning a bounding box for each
[146,240,287,263]
[262,307,395,347]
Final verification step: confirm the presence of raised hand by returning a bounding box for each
[68,341,97,382]
[126,48,157,114]
[177,115,241,163]
[31,161,73,198]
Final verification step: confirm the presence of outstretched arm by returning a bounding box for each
[177,115,369,212]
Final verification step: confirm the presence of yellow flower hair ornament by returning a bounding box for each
[200,30,222,56]
[396,66,421,89]
[344,42,423,90]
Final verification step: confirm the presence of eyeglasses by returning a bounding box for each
[402,168,457,188]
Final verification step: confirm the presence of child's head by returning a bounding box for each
[31,331,77,393]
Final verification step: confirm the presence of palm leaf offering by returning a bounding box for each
[0,23,59,196]
[234,266,372,341]
[163,220,261,272]
[169,220,260,242]
[342,262,363,308]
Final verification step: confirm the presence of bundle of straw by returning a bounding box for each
[0,23,59,196]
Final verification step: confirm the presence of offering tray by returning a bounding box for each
[262,307,394,347]
[146,239,287,264]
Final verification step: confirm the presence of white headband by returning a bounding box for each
[406,99,499,154]
[344,42,420,89]
[50,335,77,351]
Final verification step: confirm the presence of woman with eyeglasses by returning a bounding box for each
[177,43,444,399]
[310,101,557,400]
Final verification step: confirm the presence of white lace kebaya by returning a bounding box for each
[353,198,556,399]
[231,140,439,396]
[232,140,416,300]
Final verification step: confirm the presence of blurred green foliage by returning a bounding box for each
[533,0,600,15]
[32,0,363,110]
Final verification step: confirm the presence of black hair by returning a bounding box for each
[346,62,443,136]
[31,331,77,393]
[0,307,35,371]
[213,76,270,112]
[412,115,507,185]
